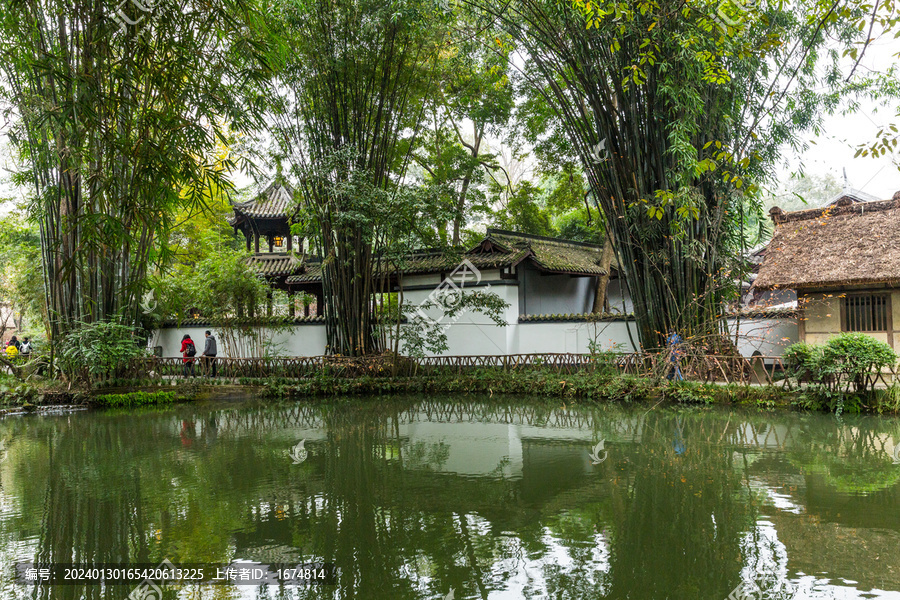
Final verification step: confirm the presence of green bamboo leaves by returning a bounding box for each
[0,0,270,365]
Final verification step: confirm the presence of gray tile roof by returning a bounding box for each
[231,182,294,220]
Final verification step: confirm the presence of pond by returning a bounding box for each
[0,396,899,599]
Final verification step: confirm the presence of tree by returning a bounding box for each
[489,179,553,236]
[161,143,250,268]
[0,210,44,338]
[0,0,267,351]
[152,233,295,356]
[746,173,845,243]
[480,0,877,348]
[270,0,449,356]
[411,8,515,246]
[764,173,844,213]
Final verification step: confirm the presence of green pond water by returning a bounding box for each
[1,396,900,599]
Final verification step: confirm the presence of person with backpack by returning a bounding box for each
[19,337,32,358]
[180,334,197,377]
[666,330,684,381]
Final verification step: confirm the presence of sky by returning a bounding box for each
[772,34,900,200]
[773,101,900,201]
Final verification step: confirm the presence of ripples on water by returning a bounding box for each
[0,396,899,599]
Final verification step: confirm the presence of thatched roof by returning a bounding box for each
[754,195,900,290]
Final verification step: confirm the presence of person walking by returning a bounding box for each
[19,337,32,358]
[7,336,20,351]
[180,334,197,378]
[201,330,218,378]
[666,330,684,381]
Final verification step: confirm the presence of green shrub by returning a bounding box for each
[93,391,176,407]
[57,321,148,385]
[820,332,897,394]
[0,380,41,405]
[783,342,821,383]
[664,381,718,405]
[784,333,897,414]
[587,341,625,378]
[871,383,900,414]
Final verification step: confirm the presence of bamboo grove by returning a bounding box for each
[476,0,867,348]
[270,0,449,356]
[0,0,266,342]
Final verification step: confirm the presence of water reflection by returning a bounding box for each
[0,398,899,599]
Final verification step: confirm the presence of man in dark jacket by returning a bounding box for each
[201,330,218,378]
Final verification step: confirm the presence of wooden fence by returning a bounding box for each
[130,352,790,386]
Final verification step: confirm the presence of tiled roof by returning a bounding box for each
[285,249,530,285]
[519,312,632,322]
[232,182,294,221]
[246,253,302,277]
[159,315,325,328]
[285,263,323,284]
[393,249,531,274]
[730,306,799,319]
[281,230,609,285]
[482,229,608,276]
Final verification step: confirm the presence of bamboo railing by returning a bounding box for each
[128,353,791,386]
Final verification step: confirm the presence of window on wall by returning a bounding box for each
[842,294,890,332]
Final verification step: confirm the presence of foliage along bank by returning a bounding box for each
[238,369,900,415]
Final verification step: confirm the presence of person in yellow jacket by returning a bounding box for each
[5,344,18,360]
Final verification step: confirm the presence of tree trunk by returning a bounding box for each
[592,230,615,313]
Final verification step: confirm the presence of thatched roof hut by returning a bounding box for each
[754,194,900,291]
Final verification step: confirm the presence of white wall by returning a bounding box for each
[149,324,328,358]
[515,320,640,354]
[725,317,798,357]
[399,276,521,355]
[149,318,797,359]
[605,278,634,314]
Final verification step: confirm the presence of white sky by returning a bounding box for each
[773,32,900,200]
[771,101,900,200]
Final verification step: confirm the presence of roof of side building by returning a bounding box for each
[754,194,900,290]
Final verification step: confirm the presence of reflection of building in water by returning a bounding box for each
[731,422,797,449]
[162,402,900,599]
[397,417,646,479]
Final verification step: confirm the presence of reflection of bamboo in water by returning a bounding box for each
[455,514,490,600]
[35,430,147,600]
